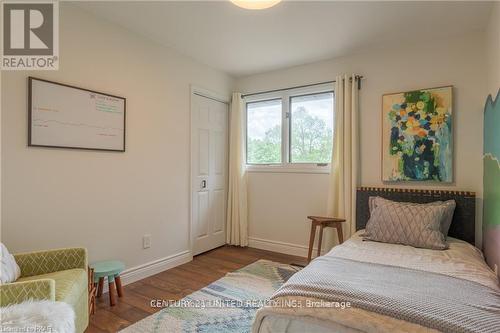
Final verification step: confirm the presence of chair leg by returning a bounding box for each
[115,275,123,298]
[336,224,344,244]
[108,281,116,306]
[90,283,97,315]
[307,223,317,263]
[317,225,325,257]
[97,277,104,298]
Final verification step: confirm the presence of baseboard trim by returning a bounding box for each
[248,237,325,258]
[101,250,192,293]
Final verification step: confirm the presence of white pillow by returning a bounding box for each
[1,243,21,283]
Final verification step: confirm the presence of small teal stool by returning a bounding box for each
[90,260,125,306]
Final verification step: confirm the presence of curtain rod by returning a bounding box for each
[241,75,364,99]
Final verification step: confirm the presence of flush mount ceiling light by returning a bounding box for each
[230,0,282,10]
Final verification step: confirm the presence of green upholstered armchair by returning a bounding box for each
[0,248,89,333]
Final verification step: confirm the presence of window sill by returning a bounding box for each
[246,165,331,174]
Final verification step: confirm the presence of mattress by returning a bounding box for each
[253,231,500,333]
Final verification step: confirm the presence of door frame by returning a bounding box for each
[189,85,230,256]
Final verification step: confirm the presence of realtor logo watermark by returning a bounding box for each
[1,1,59,70]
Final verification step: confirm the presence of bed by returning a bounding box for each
[252,188,500,333]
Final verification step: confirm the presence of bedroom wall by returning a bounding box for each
[487,2,500,95]
[1,3,233,274]
[236,31,487,256]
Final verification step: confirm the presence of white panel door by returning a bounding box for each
[191,93,228,255]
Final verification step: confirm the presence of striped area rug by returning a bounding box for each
[120,260,300,333]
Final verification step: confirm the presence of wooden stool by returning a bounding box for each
[90,260,125,306]
[307,216,346,263]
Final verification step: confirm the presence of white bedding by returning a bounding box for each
[331,231,499,291]
[253,231,499,333]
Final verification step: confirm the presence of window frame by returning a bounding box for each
[244,83,334,174]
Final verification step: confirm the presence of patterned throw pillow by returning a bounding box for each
[363,200,448,250]
[369,197,456,236]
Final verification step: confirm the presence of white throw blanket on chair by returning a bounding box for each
[0,300,75,333]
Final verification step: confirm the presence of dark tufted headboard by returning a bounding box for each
[356,187,476,245]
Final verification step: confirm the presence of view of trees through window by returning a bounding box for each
[246,92,334,165]
[290,92,334,163]
[246,99,282,164]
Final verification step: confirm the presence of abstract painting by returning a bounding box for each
[483,89,500,273]
[382,86,453,182]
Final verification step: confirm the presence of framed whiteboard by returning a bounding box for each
[29,77,126,152]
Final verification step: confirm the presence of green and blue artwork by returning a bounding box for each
[382,86,452,182]
[483,88,500,272]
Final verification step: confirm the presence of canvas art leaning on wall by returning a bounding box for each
[382,86,453,182]
[483,89,500,273]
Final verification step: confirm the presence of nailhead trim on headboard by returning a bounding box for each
[357,187,476,197]
[356,187,476,245]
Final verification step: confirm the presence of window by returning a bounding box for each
[290,92,334,164]
[245,85,334,172]
[246,99,282,164]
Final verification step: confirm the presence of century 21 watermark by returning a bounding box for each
[1,1,59,70]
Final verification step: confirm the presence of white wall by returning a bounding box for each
[0,71,2,244]
[487,2,500,96]
[236,31,488,255]
[1,4,233,272]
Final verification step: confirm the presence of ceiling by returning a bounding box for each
[76,1,493,77]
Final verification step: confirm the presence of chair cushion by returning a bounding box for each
[17,269,87,306]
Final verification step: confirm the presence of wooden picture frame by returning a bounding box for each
[28,77,126,152]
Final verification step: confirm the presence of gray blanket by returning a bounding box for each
[272,257,500,333]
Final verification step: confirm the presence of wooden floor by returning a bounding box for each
[86,246,305,333]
